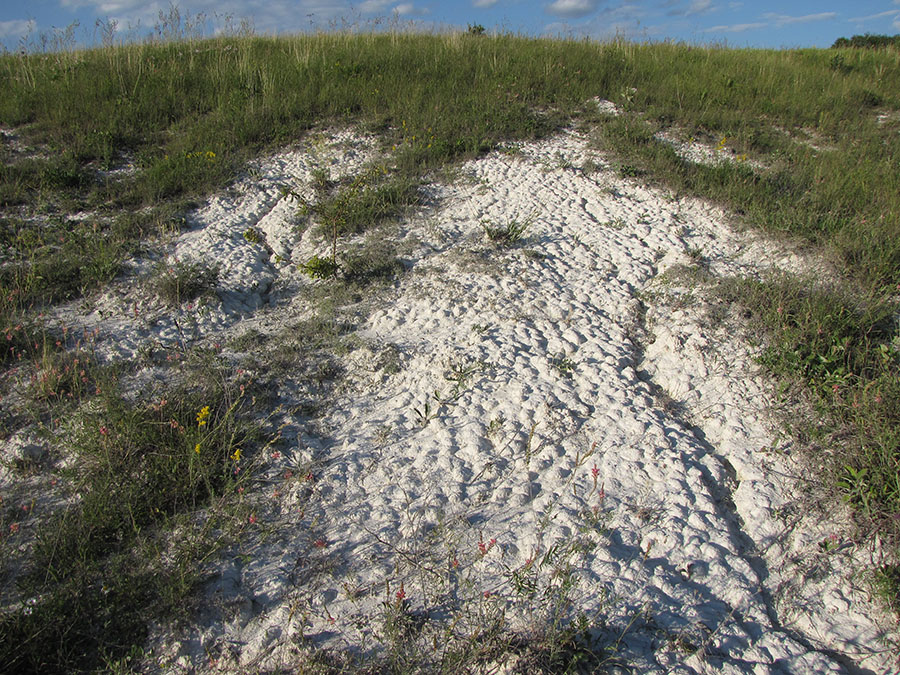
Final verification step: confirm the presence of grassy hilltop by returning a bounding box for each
[0,22,899,672]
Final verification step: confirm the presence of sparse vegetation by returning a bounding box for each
[481,214,533,246]
[154,258,220,306]
[0,8,898,672]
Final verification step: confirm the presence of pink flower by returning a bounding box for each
[396,588,406,601]
[99,426,109,437]
[591,464,599,479]
[478,537,497,555]
[314,538,327,549]
[248,514,257,524]
[482,591,491,599]
[9,523,19,534]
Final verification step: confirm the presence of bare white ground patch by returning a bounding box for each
[589,99,768,171]
[642,281,897,673]
[50,129,378,363]
[133,131,893,673]
[592,97,624,116]
[876,111,900,130]
[653,129,767,171]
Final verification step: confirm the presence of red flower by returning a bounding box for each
[478,537,497,555]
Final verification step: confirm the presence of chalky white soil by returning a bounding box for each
[30,128,900,672]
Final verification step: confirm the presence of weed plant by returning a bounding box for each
[154,258,220,306]
[0,364,260,672]
[481,214,531,246]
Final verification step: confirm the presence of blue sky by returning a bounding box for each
[1,1,898,51]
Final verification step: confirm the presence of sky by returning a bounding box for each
[0,1,899,52]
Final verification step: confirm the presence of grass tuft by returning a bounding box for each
[154,258,220,306]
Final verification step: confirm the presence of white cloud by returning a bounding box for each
[0,19,35,40]
[545,0,601,19]
[393,3,428,16]
[663,0,714,18]
[68,0,352,39]
[359,0,394,13]
[542,2,647,40]
[686,0,712,15]
[848,10,900,22]
[703,21,766,32]
[762,12,837,27]
[61,0,149,10]
[472,0,499,7]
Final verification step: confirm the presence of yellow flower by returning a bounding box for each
[194,443,201,454]
[196,405,210,427]
[231,448,242,462]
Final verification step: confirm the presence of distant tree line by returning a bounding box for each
[831,33,900,49]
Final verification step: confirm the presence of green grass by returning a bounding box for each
[1,19,899,671]
[154,258,220,306]
[481,213,532,246]
[0,362,260,672]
